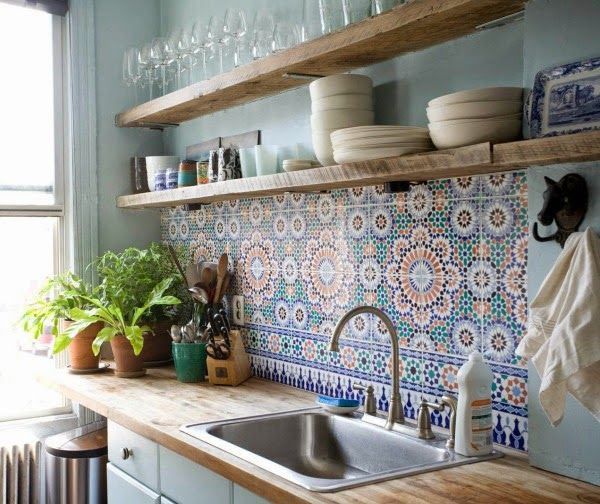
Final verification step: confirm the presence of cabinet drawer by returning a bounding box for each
[108,421,159,492]
[107,463,159,504]
[159,446,232,504]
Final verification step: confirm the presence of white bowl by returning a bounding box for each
[311,93,373,113]
[311,110,374,131]
[309,74,373,101]
[331,125,429,140]
[312,133,336,166]
[334,146,431,163]
[145,156,180,191]
[426,100,523,122]
[428,118,522,149]
[333,139,433,150]
[427,87,523,108]
[429,113,521,126]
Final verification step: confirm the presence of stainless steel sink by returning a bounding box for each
[182,408,502,492]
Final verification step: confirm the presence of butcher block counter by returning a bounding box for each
[39,367,600,504]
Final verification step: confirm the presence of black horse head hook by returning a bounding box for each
[532,173,588,247]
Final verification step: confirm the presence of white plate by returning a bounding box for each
[426,100,522,122]
[334,146,432,163]
[284,164,319,172]
[332,138,433,149]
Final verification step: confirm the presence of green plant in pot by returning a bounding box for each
[20,272,103,370]
[65,278,181,376]
[94,243,190,364]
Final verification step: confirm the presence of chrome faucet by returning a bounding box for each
[329,306,404,429]
[329,306,458,447]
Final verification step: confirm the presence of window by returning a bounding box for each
[0,3,69,421]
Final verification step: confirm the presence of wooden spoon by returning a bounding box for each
[213,254,228,304]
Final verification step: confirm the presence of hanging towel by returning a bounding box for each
[516,227,600,426]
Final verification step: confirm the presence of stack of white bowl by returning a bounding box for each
[331,126,433,163]
[310,74,374,166]
[427,87,523,149]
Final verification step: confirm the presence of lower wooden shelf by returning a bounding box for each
[116,131,600,209]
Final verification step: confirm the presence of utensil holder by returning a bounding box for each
[172,342,207,383]
[206,330,251,386]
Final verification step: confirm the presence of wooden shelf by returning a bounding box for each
[115,0,525,128]
[116,131,600,209]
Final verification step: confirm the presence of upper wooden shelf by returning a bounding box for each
[116,131,600,209]
[115,0,525,128]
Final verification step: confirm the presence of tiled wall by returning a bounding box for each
[162,171,529,451]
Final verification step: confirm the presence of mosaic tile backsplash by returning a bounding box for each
[161,171,529,451]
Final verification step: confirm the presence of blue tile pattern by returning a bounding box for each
[161,171,529,451]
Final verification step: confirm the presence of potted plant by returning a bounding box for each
[65,278,181,376]
[20,272,103,370]
[94,243,189,364]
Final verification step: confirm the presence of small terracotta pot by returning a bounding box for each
[63,320,103,370]
[110,335,145,374]
[140,320,173,364]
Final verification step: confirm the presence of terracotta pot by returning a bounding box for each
[140,320,173,364]
[110,335,145,374]
[63,320,103,370]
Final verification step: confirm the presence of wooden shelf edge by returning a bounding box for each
[115,0,525,127]
[117,143,492,209]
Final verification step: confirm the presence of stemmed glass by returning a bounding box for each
[191,20,211,81]
[373,0,404,14]
[319,0,344,34]
[302,0,322,42]
[272,22,300,53]
[251,9,275,60]
[342,0,373,26]
[139,42,156,100]
[122,47,142,103]
[224,8,247,68]
[169,29,192,89]
[208,15,230,74]
[151,37,175,94]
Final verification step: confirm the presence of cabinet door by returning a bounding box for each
[108,421,160,492]
[233,484,269,504]
[107,463,160,504]
[159,446,232,504]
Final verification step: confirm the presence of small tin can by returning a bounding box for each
[166,167,179,189]
[196,162,209,184]
[178,170,196,187]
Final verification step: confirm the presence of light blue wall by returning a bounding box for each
[159,1,523,157]
[95,0,164,253]
[524,0,600,485]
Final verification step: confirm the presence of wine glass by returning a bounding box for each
[272,21,300,53]
[191,20,210,81]
[151,37,175,94]
[208,15,230,74]
[373,0,404,14]
[139,42,156,100]
[224,8,247,68]
[342,0,373,26]
[125,47,142,103]
[302,0,323,42]
[319,0,344,34]
[251,9,274,60]
[169,28,192,89]
[122,48,133,88]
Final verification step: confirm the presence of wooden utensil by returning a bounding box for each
[167,245,189,288]
[217,272,231,304]
[213,254,228,304]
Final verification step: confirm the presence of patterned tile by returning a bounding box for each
[161,169,530,452]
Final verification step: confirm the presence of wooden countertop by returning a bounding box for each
[39,367,600,503]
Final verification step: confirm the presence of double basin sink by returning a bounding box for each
[182,408,502,492]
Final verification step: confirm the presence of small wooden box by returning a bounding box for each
[206,330,251,386]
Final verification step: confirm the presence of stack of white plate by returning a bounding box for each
[310,74,374,166]
[427,87,523,149]
[282,159,321,172]
[331,126,433,164]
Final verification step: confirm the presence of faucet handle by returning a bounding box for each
[353,383,377,416]
[417,399,436,440]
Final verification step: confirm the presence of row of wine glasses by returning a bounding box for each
[122,0,406,103]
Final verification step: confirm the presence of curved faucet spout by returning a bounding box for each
[329,306,404,428]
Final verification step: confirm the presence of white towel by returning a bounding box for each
[516,227,600,426]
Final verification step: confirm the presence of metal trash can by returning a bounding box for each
[45,421,107,504]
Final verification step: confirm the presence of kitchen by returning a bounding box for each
[2,0,600,502]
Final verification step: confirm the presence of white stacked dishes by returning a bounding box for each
[309,74,374,166]
[331,126,433,164]
[426,87,524,149]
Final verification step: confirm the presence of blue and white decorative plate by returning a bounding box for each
[529,56,600,138]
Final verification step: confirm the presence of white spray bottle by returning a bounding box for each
[455,351,494,456]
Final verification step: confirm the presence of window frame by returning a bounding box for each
[0,12,72,422]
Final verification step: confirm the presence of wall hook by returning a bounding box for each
[532,173,588,248]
